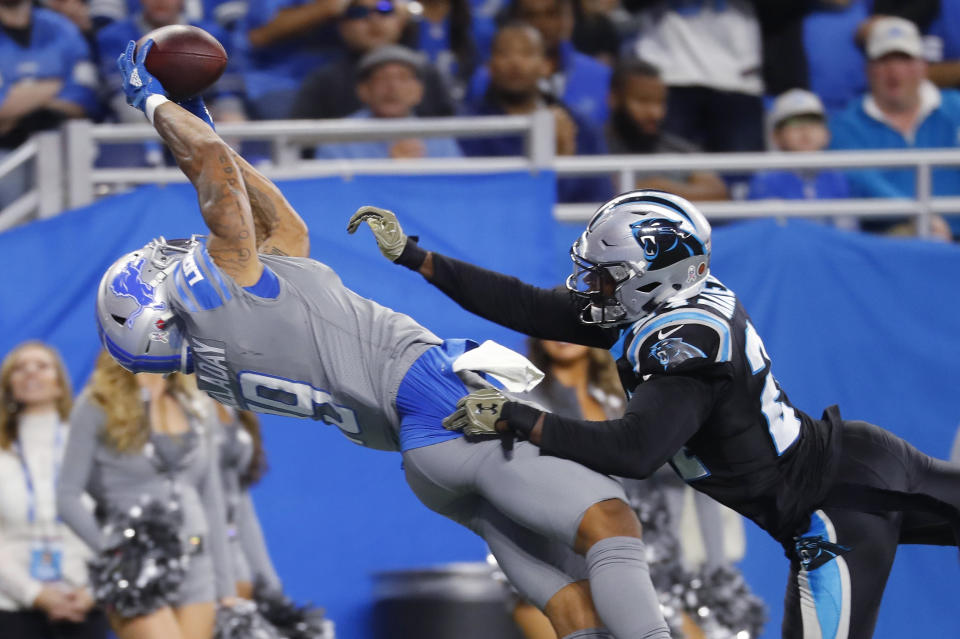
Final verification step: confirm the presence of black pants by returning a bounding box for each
[0,609,109,639]
[782,421,960,639]
[661,85,765,153]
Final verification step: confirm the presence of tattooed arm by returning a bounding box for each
[229,150,310,258]
[152,101,263,286]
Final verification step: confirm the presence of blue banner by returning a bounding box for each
[2,174,959,639]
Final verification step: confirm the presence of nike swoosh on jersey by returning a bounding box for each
[658,325,684,339]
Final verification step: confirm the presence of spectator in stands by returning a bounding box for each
[96,0,244,125]
[748,89,849,202]
[207,0,251,30]
[570,0,619,67]
[885,214,955,241]
[43,0,95,50]
[94,0,246,168]
[623,0,764,152]
[292,0,455,120]
[803,0,870,115]
[460,22,611,203]
[89,0,206,30]
[240,0,344,119]
[605,58,727,202]
[830,16,960,233]
[315,45,462,159]
[924,0,960,90]
[464,0,611,130]
[0,0,97,208]
[413,0,494,101]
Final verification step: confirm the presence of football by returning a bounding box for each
[136,25,228,101]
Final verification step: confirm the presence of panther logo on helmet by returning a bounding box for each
[110,257,166,328]
[567,190,713,327]
[630,218,706,267]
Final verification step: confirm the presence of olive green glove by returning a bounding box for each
[442,388,510,437]
[347,205,408,262]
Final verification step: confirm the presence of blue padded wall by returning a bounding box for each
[2,173,959,638]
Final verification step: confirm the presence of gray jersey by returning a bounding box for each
[165,244,441,451]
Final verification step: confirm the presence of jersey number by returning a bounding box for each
[745,322,800,455]
[237,372,362,443]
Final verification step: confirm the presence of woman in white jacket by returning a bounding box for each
[0,341,107,638]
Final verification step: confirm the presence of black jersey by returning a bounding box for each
[416,250,841,543]
[601,276,842,541]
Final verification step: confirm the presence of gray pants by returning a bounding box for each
[403,437,626,608]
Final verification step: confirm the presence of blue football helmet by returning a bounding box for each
[567,191,712,326]
[96,237,199,374]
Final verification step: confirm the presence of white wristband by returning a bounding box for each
[145,94,170,125]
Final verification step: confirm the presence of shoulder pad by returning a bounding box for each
[625,308,733,376]
[168,244,234,312]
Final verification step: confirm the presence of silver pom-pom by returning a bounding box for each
[88,497,188,619]
[216,599,284,639]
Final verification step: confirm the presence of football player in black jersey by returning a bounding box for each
[349,191,960,639]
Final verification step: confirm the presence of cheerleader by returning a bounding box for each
[213,405,281,599]
[57,350,235,639]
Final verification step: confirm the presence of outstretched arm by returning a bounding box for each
[230,149,310,258]
[348,206,619,348]
[152,103,261,285]
[174,94,310,258]
[444,375,715,479]
[118,40,261,285]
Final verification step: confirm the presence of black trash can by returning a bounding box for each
[372,562,525,639]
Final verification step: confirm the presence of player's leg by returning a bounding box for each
[404,438,669,639]
[402,458,608,638]
[782,507,901,639]
[900,447,960,545]
[473,500,610,638]
[472,444,666,639]
[782,420,927,639]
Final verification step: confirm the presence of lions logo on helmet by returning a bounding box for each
[109,257,166,328]
[567,190,711,326]
[96,237,200,374]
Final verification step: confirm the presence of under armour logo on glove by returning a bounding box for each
[795,535,851,571]
[129,67,143,87]
[442,388,509,437]
[474,403,500,415]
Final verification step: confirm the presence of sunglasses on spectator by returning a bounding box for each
[344,1,395,19]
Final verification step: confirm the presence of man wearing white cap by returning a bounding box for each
[830,16,960,234]
[748,88,850,201]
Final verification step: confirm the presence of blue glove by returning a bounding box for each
[116,39,166,113]
[176,95,215,131]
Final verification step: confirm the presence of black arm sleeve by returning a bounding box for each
[423,250,619,349]
[536,375,715,479]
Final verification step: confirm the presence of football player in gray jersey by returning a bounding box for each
[90,40,673,639]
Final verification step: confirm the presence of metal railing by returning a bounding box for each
[0,132,63,233]
[2,114,960,236]
[62,113,557,209]
[553,150,960,235]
